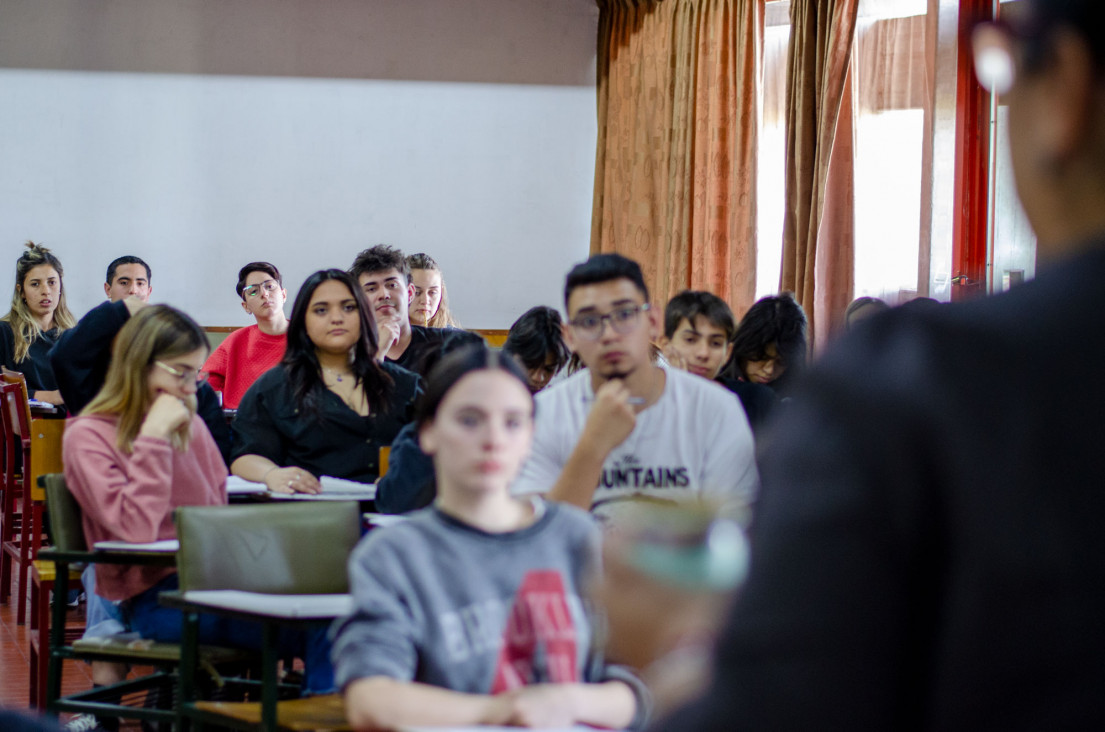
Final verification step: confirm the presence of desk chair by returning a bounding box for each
[0,375,38,624]
[0,381,26,608]
[39,473,250,729]
[171,501,361,731]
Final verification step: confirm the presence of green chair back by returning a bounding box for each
[175,502,360,595]
[43,473,87,553]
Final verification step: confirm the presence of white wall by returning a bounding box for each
[0,0,598,328]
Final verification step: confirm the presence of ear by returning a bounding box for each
[103,282,112,299]
[240,300,251,315]
[407,283,415,304]
[418,421,437,456]
[645,303,661,340]
[561,320,577,354]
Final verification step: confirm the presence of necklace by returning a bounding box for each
[322,366,354,383]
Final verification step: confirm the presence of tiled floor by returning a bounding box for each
[0,580,94,715]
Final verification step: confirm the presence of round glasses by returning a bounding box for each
[154,361,209,385]
[569,303,650,340]
[243,280,280,299]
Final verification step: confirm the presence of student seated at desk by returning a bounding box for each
[332,346,648,730]
[62,304,332,692]
[203,262,289,410]
[0,242,76,406]
[231,269,421,492]
[660,290,776,434]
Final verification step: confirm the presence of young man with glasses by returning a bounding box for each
[202,262,289,409]
[652,1,1105,728]
[512,254,758,523]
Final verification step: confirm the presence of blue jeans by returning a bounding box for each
[121,573,334,694]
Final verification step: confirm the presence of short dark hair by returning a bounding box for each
[563,253,649,311]
[725,292,808,386]
[350,245,410,284]
[415,345,532,429]
[502,306,571,373]
[235,261,283,299]
[664,290,737,341]
[105,256,151,286]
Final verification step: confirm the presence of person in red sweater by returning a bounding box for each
[203,262,289,409]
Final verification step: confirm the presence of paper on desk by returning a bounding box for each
[400,729,596,732]
[265,476,377,500]
[181,590,353,618]
[93,539,180,553]
[225,475,267,495]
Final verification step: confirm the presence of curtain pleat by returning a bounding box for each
[780,0,860,350]
[592,0,763,319]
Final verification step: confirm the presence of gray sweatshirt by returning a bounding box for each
[331,499,648,728]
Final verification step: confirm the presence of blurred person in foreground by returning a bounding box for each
[655,0,1105,728]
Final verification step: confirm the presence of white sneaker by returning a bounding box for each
[64,714,103,732]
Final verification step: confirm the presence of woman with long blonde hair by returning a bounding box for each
[0,241,76,404]
[406,252,461,328]
[64,304,334,692]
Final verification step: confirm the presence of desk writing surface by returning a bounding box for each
[93,539,180,553]
[181,590,353,619]
[399,727,597,731]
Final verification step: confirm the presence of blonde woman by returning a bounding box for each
[406,252,461,328]
[63,304,333,691]
[0,242,76,405]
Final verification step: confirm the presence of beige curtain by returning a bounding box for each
[592,0,763,318]
[780,0,860,350]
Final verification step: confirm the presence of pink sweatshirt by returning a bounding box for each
[203,325,287,409]
[62,414,228,601]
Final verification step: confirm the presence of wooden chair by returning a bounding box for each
[170,501,361,731]
[0,375,38,623]
[39,474,252,728]
[0,381,25,608]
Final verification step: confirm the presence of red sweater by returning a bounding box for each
[203,325,286,409]
[63,414,228,600]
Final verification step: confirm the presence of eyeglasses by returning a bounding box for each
[154,361,209,386]
[243,280,280,299]
[569,303,650,340]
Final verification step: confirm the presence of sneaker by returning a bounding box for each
[64,714,103,732]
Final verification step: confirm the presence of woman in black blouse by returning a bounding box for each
[0,242,76,405]
[230,269,421,492]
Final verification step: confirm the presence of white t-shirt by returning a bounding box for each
[513,365,759,522]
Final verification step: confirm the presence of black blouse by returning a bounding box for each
[231,361,422,483]
[0,320,61,392]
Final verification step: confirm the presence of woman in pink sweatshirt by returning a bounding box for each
[63,304,333,696]
[63,305,226,615]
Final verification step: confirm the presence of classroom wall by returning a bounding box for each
[0,0,599,328]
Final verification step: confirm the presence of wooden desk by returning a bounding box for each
[29,418,65,503]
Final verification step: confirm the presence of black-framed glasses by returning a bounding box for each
[569,303,650,340]
[243,280,280,299]
[154,361,209,386]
